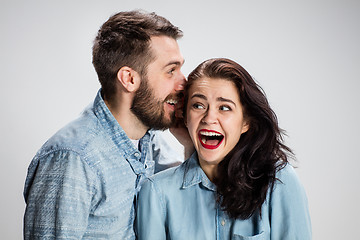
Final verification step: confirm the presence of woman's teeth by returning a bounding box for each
[199,130,224,146]
[199,130,222,137]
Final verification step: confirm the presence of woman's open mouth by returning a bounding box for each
[198,129,224,149]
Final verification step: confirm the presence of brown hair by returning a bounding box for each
[92,10,183,100]
[186,58,292,219]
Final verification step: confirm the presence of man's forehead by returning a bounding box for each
[149,36,184,66]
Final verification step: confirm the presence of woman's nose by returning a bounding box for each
[201,108,218,125]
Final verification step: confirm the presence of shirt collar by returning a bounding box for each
[181,153,216,191]
[92,89,153,174]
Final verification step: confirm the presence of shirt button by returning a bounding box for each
[134,152,140,158]
[221,219,226,226]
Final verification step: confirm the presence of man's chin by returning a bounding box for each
[151,123,171,131]
[153,115,175,130]
[167,112,177,128]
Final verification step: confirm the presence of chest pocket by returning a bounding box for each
[232,231,265,240]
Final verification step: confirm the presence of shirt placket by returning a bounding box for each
[141,133,155,176]
[216,205,220,240]
[216,204,230,240]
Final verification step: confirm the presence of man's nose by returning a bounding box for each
[175,72,186,91]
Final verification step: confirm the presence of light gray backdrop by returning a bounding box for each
[1,0,359,239]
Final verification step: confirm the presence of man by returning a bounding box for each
[24,10,189,239]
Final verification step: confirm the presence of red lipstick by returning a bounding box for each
[198,129,224,150]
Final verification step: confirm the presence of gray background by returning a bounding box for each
[1,0,359,239]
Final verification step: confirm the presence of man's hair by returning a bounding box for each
[92,10,183,100]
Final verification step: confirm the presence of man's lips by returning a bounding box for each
[165,98,178,111]
[198,129,224,149]
[166,98,178,105]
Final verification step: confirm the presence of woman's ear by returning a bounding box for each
[116,66,141,92]
[241,120,250,134]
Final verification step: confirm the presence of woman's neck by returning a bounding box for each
[198,160,218,182]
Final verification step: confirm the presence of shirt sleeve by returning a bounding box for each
[23,150,97,239]
[136,178,167,240]
[151,130,185,173]
[269,165,312,240]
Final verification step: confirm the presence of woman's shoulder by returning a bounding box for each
[272,163,307,198]
[266,163,312,238]
[275,163,301,184]
[145,159,189,188]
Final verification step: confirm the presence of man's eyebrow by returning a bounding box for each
[217,97,236,105]
[164,59,185,68]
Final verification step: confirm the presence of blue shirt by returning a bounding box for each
[136,153,312,240]
[23,90,183,239]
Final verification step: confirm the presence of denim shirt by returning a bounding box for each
[23,90,182,239]
[136,153,312,240]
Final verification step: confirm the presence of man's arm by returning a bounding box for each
[24,150,96,239]
[151,98,194,173]
[151,129,187,173]
[169,126,194,159]
[171,96,195,159]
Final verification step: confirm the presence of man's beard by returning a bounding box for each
[131,76,176,130]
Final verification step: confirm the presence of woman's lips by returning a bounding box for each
[198,129,224,149]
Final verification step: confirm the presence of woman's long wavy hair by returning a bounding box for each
[185,58,293,219]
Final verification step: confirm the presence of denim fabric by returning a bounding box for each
[23,90,182,239]
[136,153,312,240]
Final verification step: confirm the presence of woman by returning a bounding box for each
[136,58,311,239]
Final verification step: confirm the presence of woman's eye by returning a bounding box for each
[192,103,205,109]
[220,105,231,111]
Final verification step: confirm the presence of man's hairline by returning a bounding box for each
[141,34,182,76]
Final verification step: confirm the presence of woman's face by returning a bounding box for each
[186,77,249,178]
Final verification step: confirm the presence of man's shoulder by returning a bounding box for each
[35,112,106,159]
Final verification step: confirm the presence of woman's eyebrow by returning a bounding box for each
[190,95,236,106]
[217,97,236,106]
[190,93,207,100]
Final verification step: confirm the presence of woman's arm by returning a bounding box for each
[269,165,312,240]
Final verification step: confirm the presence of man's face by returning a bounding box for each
[131,36,185,130]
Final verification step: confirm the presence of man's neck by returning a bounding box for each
[104,98,148,140]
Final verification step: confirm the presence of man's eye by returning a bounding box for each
[168,68,175,75]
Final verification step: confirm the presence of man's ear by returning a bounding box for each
[117,66,141,92]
